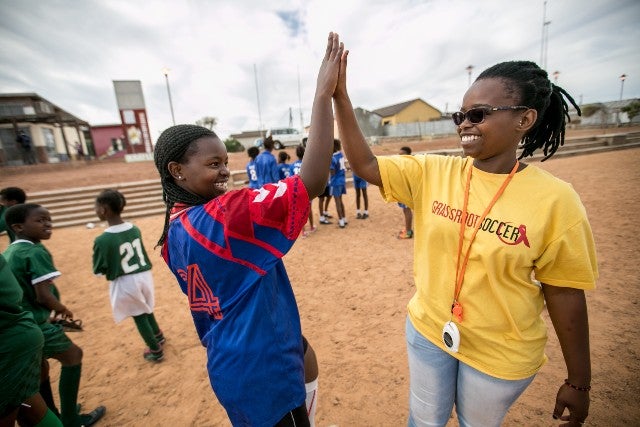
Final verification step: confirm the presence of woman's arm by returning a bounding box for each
[542,283,591,425]
[299,32,343,198]
[333,50,382,187]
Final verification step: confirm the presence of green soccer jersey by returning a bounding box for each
[93,222,152,281]
[3,240,61,325]
[0,254,36,330]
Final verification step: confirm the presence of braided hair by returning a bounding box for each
[476,61,581,161]
[96,189,126,214]
[154,124,218,246]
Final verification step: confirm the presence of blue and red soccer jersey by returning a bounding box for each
[246,160,259,189]
[289,159,302,176]
[254,151,280,186]
[162,175,309,426]
[330,151,346,187]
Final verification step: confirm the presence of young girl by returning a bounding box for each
[93,189,165,362]
[278,150,292,180]
[3,203,105,427]
[152,32,343,426]
[290,145,316,236]
[0,253,62,427]
[352,172,369,220]
[334,53,597,426]
[245,146,260,189]
[0,186,27,243]
[329,139,347,228]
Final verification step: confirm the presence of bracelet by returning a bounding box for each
[564,379,591,391]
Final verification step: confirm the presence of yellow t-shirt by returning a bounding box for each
[377,154,598,380]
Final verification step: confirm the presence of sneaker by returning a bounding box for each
[397,229,413,239]
[79,405,106,427]
[356,212,363,219]
[155,332,166,346]
[319,217,332,225]
[323,212,333,218]
[144,347,164,362]
[362,213,369,219]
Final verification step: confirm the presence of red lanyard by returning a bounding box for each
[451,160,519,323]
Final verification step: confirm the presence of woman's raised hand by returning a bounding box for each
[316,32,344,98]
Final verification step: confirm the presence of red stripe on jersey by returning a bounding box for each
[180,211,267,276]
[202,194,286,259]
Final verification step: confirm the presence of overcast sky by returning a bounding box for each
[1,0,638,141]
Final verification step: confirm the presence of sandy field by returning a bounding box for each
[1,129,639,426]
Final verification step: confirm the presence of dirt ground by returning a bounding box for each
[1,128,639,426]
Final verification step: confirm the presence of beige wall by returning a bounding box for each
[381,100,441,125]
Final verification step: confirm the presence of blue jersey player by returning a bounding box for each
[153,32,345,426]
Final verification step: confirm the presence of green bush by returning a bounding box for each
[224,138,245,153]
[621,101,640,121]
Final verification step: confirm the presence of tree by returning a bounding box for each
[223,138,244,153]
[196,116,217,130]
[621,101,640,121]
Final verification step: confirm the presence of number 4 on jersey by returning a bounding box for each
[182,264,223,319]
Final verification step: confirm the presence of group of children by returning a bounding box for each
[247,137,380,234]
[1,185,166,426]
[246,140,417,239]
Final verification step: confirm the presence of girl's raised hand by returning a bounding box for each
[315,32,344,98]
[334,44,349,99]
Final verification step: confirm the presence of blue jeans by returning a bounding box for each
[406,317,534,427]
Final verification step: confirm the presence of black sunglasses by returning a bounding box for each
[452,105,529,126]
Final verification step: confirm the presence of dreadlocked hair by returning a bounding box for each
[476,61,581,161]
[153,124,218,247]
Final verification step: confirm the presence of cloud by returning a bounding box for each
[1,0,638,141]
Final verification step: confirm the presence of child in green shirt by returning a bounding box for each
[93,189,165,362]
[3,203,105,427]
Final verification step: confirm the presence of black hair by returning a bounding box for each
[476,60,581,161]
[247,146,260,159]
[263,135,274,150]
[295,144,305,160]
[333,139,341,152]
[96,189,126,214]
[154,124,218,246]
[5,203,42,228]
[278,151,290,163]
[400,146,412,155]
[0,187,27,203]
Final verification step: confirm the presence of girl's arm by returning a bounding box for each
[35,280,73,319]
[541,283,591,425]
[299,32,343,198]
[333,50,382,187]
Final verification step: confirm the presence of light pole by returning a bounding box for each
[619,74,627,101]
[162,67,176,125]
[540,1,551,69]
[466,65,474,87]
[552,70,560,84]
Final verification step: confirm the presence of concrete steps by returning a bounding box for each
[26,131,640,229]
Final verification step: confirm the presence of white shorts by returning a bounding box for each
[109,270,155,323]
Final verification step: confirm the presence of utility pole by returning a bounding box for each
[297,66,304,132]
[466,65,474,87]
[162,67,176,125]
[254,64,264,137]
[540,1,551,69]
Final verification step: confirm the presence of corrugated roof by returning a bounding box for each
[372,99,422,117]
